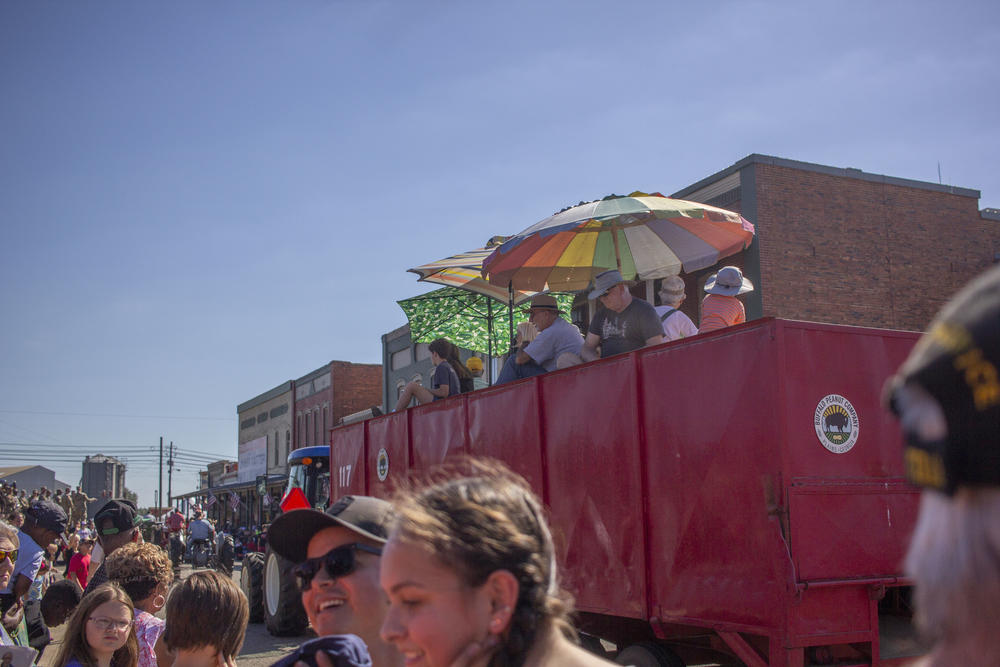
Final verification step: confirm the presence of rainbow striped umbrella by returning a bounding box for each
[482,193,755,292]
[408,238,537,306]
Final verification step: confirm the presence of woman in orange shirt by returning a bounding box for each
[700,266,754,333]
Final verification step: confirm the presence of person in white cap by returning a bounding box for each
[700,266,754,334]
[656,276,698,342]
[581,269,664,361]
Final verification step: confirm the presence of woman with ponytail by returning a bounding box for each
[379,460,615,667]
[104,543,172,667]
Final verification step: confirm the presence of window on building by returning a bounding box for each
[305,412,310,446]
[415,343,431,361]
[286,430,291,460]
[322,406,327,442]
[391,347,412,370]
[314,408,319,444]
[274,430,279,466]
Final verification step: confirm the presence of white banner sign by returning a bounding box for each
[238,436,267,482]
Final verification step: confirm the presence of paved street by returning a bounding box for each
[40,559,309,667]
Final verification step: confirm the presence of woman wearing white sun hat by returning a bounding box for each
[699,266,754,334]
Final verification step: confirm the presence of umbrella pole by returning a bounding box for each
[508,282,515,355]
[612,222,622,272]
[487,298,494,384]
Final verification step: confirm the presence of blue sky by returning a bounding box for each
[2,1,998,508]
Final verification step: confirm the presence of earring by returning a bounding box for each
[152,594,166,609]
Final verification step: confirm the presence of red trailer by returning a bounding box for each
[329,318,924,666]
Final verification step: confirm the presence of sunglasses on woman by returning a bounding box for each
[0,549,17,563]
[292,543,382,591]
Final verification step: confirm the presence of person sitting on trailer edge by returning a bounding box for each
[267,495,402,667]
[496,294,584,384]
[393,338,460,411]
[581,270,664,361]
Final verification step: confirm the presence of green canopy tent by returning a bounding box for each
[397,287,576,383]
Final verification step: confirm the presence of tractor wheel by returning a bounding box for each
[241,551,265,623]
[263,546,309,636]
[216,535,235,576]
[615,641,685,667]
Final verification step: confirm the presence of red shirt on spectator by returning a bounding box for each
[68,552,91,588]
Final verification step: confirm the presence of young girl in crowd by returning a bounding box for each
[52,583,138,667]
[104,543,173,667]
[162,571,248,667]
[379,460,616,667]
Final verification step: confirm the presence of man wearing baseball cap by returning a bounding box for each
[268,495,401,667]
[885,264,1000,664]
[84,499,140,596]
[496,294,584,384]
[0,500,67,645]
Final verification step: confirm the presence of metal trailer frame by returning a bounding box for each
[328,318,923,666]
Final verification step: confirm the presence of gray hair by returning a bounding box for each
[905,487,1000,651]
[0,520,19,547]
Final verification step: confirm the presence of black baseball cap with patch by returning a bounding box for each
[886,264,1000,494]
[267,495,392,563]
[93,499,138,536]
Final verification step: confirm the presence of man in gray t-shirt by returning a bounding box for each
[497,295,583,384]
[582,270,664,360]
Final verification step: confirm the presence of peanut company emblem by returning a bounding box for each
[377,448,389,482]
[814,394,860,454]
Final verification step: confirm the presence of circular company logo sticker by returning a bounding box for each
[376,448,390,482]
[814,394,860,454]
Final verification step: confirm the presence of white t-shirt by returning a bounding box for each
[655,305,698,342]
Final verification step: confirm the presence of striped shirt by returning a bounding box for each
[700,294,745,333]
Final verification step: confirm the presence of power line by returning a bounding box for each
[0,409,234,422]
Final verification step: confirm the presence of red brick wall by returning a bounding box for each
[753,163,1000,331]
[330,361,382,420]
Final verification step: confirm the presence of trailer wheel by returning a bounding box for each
[615,641,685,667]
[241,551,265,623]
[263,546,309,636]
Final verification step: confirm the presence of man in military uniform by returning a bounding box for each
[71,486,95,524]
[55,489,74,526]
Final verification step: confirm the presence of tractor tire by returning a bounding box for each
[216,535,235,576]
[241,551,265,623]
[264,546,308,636]
[615,641,685,667]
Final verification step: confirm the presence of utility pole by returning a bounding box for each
[168,442,174,508]
[159,437,163,513]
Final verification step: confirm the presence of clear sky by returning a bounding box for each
[2,1,998,508]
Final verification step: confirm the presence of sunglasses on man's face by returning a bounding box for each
[0,549,18,563]
[292,543,382,591]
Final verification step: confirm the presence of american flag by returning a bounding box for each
[229,491,240,509]
[206,492,217,508]
[262,494,271,507]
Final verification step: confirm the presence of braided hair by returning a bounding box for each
[391,460,574,667]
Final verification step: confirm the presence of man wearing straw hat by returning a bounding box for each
[581,269,664,361]
[496,294,584,384]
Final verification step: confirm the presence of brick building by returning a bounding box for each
[294,361,382,450]
[669,154,1000,332]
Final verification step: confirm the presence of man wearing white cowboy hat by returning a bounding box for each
[700,265,754,334]
[496,294,584,384]
[581,269,664,361]
[656,275,698,342]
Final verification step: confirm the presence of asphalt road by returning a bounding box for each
[40,559,309,667]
